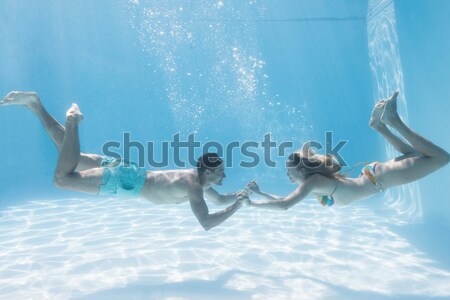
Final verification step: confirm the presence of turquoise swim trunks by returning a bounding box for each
[98,156,147,197]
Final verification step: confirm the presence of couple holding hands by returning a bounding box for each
[2,91,448,230]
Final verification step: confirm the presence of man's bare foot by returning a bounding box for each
[0,91,41,110]
[66,103,84,125]
[380,91,400,126]
[369,99,386,128]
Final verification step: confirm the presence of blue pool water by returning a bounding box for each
[1,1,449,299]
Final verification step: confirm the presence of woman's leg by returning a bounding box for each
[369,92,416,155]
[53,104,104,194]
[375,92,449,188]
[1,91,103,170]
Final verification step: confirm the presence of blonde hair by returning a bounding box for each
[288,148,343,179]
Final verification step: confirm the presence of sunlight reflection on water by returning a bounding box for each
[367,0,422,223]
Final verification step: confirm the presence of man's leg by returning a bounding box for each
[1,91,103,171]
[53,104,104,194]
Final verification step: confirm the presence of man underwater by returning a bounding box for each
[1,91,248,231]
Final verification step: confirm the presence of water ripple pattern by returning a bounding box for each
[1,198,449,300]
[367,0,422,223]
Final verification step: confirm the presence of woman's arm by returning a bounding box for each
[257,191,283,201]
[246,181,283,201]
[246,177,316,210]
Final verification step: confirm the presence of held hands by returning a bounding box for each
[235,190,249,208]
[246,180,260,194]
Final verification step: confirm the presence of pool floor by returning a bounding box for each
[1,197,449,300]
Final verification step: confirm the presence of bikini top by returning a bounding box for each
[317,179,339,207]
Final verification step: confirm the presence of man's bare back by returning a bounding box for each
[142,169,200,205]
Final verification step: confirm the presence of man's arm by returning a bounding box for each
[188,186,245,231]
[203,187,238,205]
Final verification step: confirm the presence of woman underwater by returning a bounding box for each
[246,91,450,209]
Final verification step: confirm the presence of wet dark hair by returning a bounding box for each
[196,153,223,176]
[287,152,342,179]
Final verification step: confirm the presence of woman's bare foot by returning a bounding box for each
[380,91,400,126]
[66,103,84,125]
[369,99,386,128]
[0,91,42,110]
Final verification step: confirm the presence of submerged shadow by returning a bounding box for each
[73,270,252,300]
